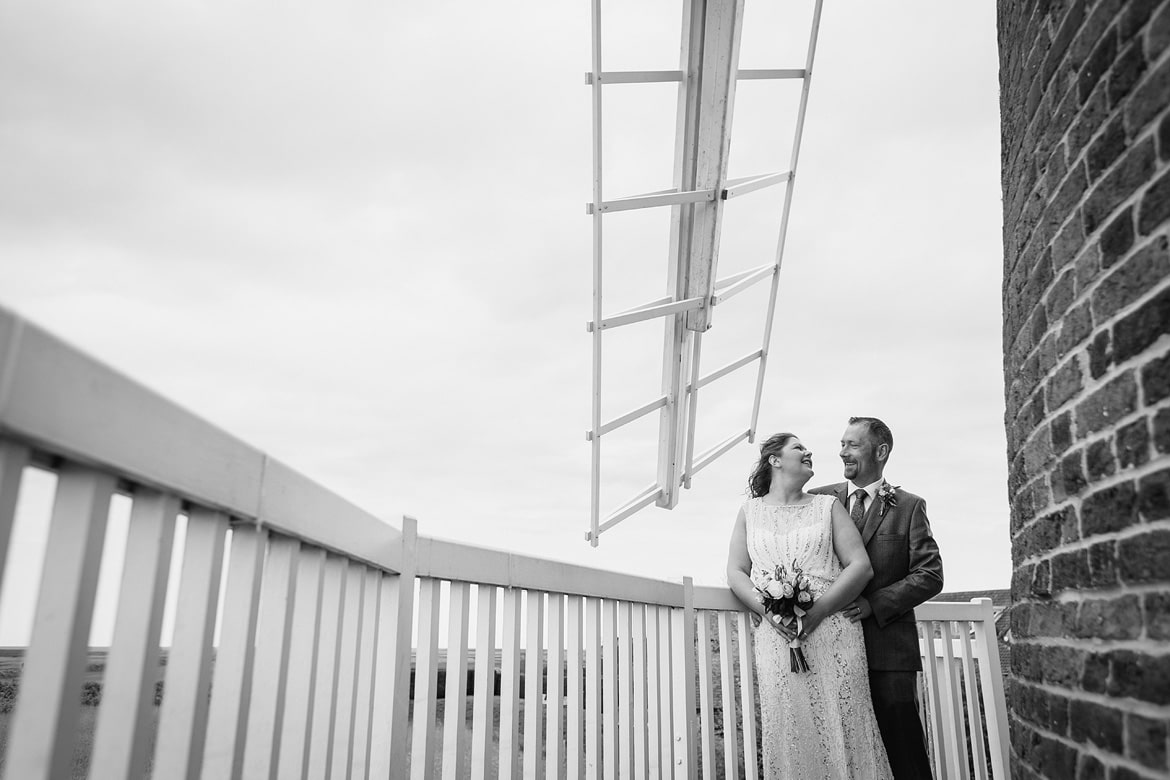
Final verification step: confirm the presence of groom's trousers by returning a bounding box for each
[869,671,934,780]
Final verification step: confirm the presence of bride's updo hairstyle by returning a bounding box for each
[748,432,797,498]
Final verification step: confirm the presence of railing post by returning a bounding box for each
[371,515,416,780]
[672,576,698,779]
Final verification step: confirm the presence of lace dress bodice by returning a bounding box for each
[745,494,841,598]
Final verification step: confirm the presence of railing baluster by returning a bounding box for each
[90,489,180,780]
[718,611,740,780]
[0,440,29,590]
[566,594,585,780]
[631,602,648,780]
[7,465,114,780]
[470,584,497,780]
[617,600,634,778]
[939,619,967,780]
[411,577,443,779]
[153,508,228,780]
[957,618,989,780]
[306,556,348,779]
[525,589,547,778]
[674,578,698,779]
[276,546,326,780]
[601,598,618,780]
[736,612,758,780]
[656,605,674,777]
[546,592,566,780]
[644,604,661,779]
[330,564,366,779]
[696,612,716,778]
[584,597,602,780]
[970,599,1009,779]
[919,620,946,776]
[242,534,300,779]
[350,567,381,779]
[442,580,472,780]
[500,586,524,779]
[202,523,268,779]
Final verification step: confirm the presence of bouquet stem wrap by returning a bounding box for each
[788,616,811,672]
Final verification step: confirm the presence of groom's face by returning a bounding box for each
[839,422,881,485]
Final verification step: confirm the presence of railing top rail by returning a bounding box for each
[0,306,403,574]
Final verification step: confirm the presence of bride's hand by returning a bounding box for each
[762,611,798,642]
[795,610,824,642]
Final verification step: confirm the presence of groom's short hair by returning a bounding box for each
[849,416,893,453]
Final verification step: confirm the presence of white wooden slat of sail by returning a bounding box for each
[631,603,649,780]
[152,508,228,780]
[276,546,325,780]
[499,587,524,780]
[201,523,268,780]
[89,489,179,780]
[957,619,989,780]
[565,594,585,780]
[656,606,674,777]
[584,597,603,780]
[696,613,715,779]
[938,620,967,780]
[736,612,759,780]
[546,592,565,780]
[329,564,366,780]
[305,556,348,780]
[411,577,443,780]
[919,621,946,773]
[524,589,546,779]
[241,534,299,780]
[470,584,497,780]
[601,599,618,780]
[616,601,634,779]
[0,440,29,591]
[6,465,114,780]
[442,580,472,780]
[349,568,381,779]
[717,611,740,780]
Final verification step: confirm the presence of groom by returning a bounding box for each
[811,416,943,780]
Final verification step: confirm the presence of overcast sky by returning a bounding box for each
[0,0,1006,643]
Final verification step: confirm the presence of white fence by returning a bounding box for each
[0,306,1008,779]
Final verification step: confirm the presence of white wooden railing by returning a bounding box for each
[0,305,1008,779]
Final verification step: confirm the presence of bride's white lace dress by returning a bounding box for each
[746,494,893,779]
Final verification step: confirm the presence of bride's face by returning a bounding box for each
[770,438,814,477]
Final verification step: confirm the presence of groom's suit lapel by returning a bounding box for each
[859,488,888,546]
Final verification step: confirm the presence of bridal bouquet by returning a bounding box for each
[752,561,815,672]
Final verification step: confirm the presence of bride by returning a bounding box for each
[727,432,893,779]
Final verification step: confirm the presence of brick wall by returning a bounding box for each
[999,1,1170,778]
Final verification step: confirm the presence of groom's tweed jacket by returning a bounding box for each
[809,483,944,672]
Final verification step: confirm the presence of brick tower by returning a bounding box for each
[998,1,1170,777]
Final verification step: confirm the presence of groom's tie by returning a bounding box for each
[850,488,867,529]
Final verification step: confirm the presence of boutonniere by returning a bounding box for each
[877,482,900,517]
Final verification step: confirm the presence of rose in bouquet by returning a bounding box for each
[752,560,815,672]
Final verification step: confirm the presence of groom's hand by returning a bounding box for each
[843,597,872,623]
